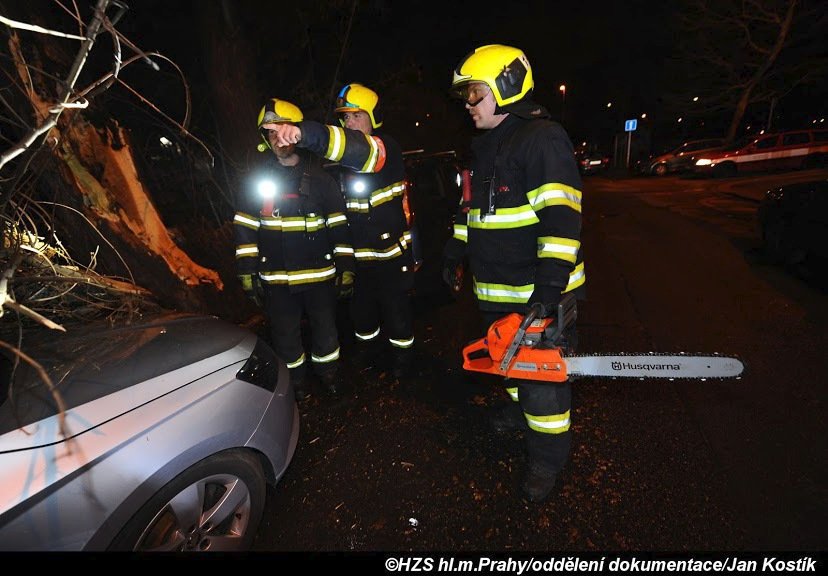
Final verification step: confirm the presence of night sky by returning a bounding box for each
[75,0,827,158]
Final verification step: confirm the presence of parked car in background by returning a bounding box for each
[694,128,828,177]
[757,178,828,280]
[575,147,610,175]
[644,138,724,176]
[0,313,299,551]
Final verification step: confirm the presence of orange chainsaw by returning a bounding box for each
[462,295,744,382]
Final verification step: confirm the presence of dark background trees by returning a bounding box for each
[669,0,828,144]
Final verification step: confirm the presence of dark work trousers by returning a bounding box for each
[265,282,340,384]
[351,256,415,361]
[481,310,576,475]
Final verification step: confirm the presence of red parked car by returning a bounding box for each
[693,129,828,177]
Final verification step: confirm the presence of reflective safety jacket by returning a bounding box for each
[443,113,586,313]
[297,121,413,270]
[233,153,354,291]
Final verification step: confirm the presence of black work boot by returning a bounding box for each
[521,430,569,502]
[318,369,342,398]
[490,402,528,433]
[290,366,310,401]
[521,465,558,503]
[292,377,311,401]
[391,347,415,380]
[350,338,383,372]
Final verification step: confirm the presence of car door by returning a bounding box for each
[779,131,812,170]
[743,134,780,172]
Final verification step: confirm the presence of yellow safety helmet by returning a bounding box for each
[451,44,533,107]
[335,83,383,129]
[257,98,303,151]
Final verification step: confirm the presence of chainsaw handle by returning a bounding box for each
[544,293,577,345]
[498,304,542,372]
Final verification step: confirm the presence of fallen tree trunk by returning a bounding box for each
[3,22,239,318]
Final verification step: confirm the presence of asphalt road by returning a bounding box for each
[253,169,828,553]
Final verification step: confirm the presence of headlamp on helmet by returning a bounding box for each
[451,44,534,107]
[335,83,383,129]
[256,98,303,151]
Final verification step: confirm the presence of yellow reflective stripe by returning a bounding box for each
[260,266,336,284]
[473,280,534,303]
[537,236,580,263]
[453,224,468,242]
[235,244,258,257]
[371,182,406,207]
[280,217,306,230]
[346,199,371,212]
[312,347,340,364]
[467,206,539,229]
[527,183,582,213]
[260,272,289,284]
[354,243,403,260]
[286,353,306,369]
[525,409,570,434]
[234,213,260,229]
[472,263,585,303]
[356,327,381,341]
[260,217,282,230]
[325,126,346,161]
[564,262,586,292]
[360,133,380,172]
[334,245,354,255]
[506,386,519,401]
[305,219,325,232]
[327,213,348,227]
[389,336,414,349]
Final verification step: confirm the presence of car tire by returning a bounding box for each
[108,449,266,552]
[653,163,668,176]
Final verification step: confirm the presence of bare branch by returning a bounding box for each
[0,0,111,171]
[0,12,86,40]
[0,339,69,440]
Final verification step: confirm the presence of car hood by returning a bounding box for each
[0,313,253,452]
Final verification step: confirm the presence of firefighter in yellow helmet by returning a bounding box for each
[264,84,416,380]
[443,45,586,502]
[234,98,355,401]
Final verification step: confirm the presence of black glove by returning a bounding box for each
[239,273,262,307]
[442,256,462,291]
[527,285,563,318]
[335,270,355,299]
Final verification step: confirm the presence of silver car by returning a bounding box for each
[646,138,724,176]
[0,312,298,551]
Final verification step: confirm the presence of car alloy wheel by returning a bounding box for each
[653,163,668,176]
[109,450,266,551]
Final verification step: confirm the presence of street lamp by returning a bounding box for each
[559,84,566,121]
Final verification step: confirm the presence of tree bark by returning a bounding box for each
[6,25,231,316]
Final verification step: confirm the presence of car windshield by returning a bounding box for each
[0,315,247,434]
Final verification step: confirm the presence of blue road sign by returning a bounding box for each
[625,119,638,132]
